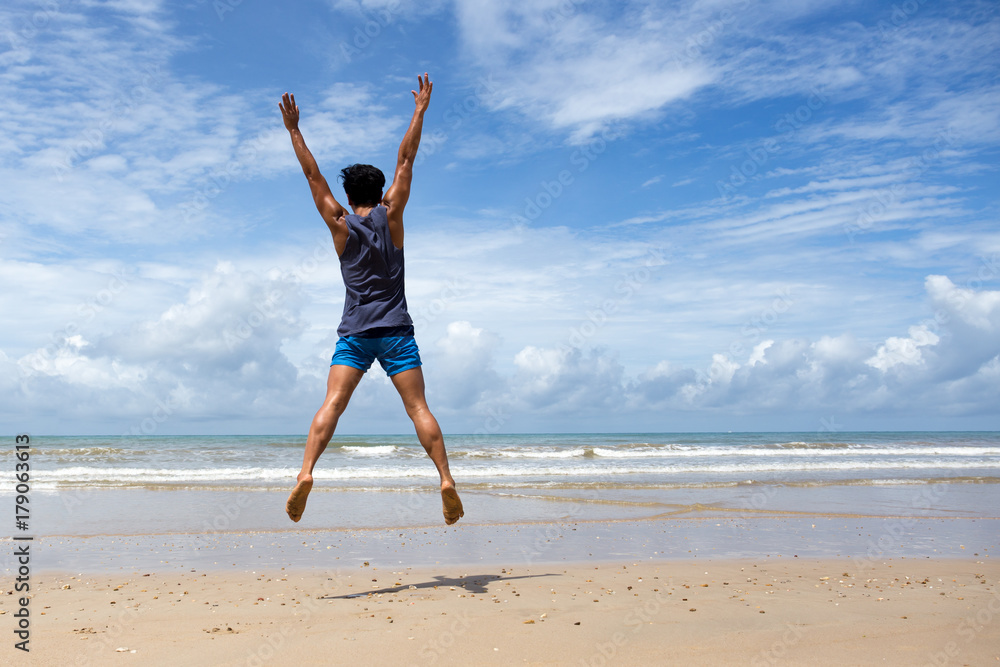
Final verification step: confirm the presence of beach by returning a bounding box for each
[11,536,1000,666]
[3,432,999,664]
[7,517,1000,666]
[6,0,1000,663]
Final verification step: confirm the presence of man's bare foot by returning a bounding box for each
[286,475,313,522]
[441,484,463,525]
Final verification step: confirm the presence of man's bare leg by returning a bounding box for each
[286,364,366,522]
[390,367,463,525]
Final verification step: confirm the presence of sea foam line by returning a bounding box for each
[31,458,1000,487]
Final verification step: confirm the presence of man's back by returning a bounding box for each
[337,205,412,337]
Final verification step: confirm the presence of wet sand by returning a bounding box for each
[24,515,1000,572]
[1,514,997,665]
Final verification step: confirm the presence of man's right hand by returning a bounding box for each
[279,92,300,131]
[411,73,432,114]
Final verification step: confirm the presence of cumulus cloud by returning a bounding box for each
[641,277,999,418]
[926,274,1000,331]
[3,264,318,432]
[429,321,501,409]
[921,274,1000,382]
[420,275,1000,429]
[510,345,625,412]
[4,261,998,433]
[866,325,940,372]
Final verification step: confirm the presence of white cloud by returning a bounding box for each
[921,274,1000,382]
[417,275,1000,428]
[4,264,317,431]
[448,0,1000,151]
[452,0,718,142]
[0,4,401,245]
[926,274,1000,331]
[4,206,998,431]
[505,344,625,412]
[429,321,501,409]
[866,325,940,372]
[2,1,998,433]
[747,340,773,366]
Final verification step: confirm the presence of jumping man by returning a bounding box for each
[279,73,463,525]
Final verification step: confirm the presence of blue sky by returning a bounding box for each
[2,0,998,435]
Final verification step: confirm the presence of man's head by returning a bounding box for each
[339,163,385,208]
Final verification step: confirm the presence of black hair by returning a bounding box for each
[339,163,385,207]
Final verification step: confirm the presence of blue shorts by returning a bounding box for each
[331,335,422,376]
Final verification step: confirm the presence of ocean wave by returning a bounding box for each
[571,445,1000,459]
[591,447,675,458]
[19,440,1000,467]
[26,474,1000,494]
[462,447,589,459]
[764,442,863,449]
[29,458,1000,489]
[339,445,400,456]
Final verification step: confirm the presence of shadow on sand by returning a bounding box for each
[321,571,559,599]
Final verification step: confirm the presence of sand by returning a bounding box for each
[9,556,999,666]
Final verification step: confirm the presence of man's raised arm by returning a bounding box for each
[383,73,432,248]
[279,92,349,253]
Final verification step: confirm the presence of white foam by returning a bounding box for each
[31,457,1000,488]
[339,445,400,456]
[473,448,588,459]
[592,447,678,458]
[591,445,1000,459]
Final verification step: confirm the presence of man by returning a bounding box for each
[279,73,463,525]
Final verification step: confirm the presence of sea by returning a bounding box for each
[4,432,999,570]
[21,431,1000,493]
[9,431,1000,534]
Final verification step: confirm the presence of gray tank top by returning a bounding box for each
[337,205,413,337]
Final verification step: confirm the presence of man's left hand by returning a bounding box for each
[280,92,300,131]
